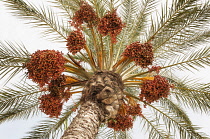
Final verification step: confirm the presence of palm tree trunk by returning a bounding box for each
[61,71,124,139]
[61,101,104,139]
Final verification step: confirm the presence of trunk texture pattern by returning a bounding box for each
[61,101,104,139]
[61,71,124,139]
[82,71,124,119]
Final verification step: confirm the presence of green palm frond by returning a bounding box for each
[161,46,210,71]
[95,0,122,11]
[159,98,203,136]
[186,30,210,47]
[121,0,157,43]
[169,78,210,114]
[202,83,210,92]
[115,0,142,61]
[140,116,169,139]
[159,98,193,127]
[148,0,198,42]
[119,0,140,22]
[22,102,80,139]
[148,0,210,55]
[0,41,30,84]
[96,125,114,139]
[0,82,41,123]
[126,90,208,138]
[0,103,39,125]
[3,0,70,41]
[114,130,132,139]
[52,0,80,18]
[88,0,109,17]
[96,125,132,139]
[115,0,157,61]
[1,0,210,138]
[146,103,207,139]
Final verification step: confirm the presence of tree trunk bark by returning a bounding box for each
[61,101,104,139]
[61,71,124,139]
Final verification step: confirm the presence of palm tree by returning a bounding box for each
[1,0,210,138]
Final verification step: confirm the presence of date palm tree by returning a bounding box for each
[1,0,210,138]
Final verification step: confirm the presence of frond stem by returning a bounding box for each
[89,24,101,69]
[162,56,210,70]
[174,87,210,94]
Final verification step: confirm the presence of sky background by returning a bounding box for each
[0,0,210,139]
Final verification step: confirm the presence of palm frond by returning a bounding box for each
[88,0,109,17]
[126,90,209,138]
[96,125,115,139]
[140,116,169,139]
[122,0,157,43]
[51,0,81,18]
[146,103,208,139]
[168,78,210,114]
[161,46,210,71]
[186,30,210,47]
[96,125,132,139]
[115,0,142,61]
[0,41,30,84]
[115,0,157,62]
[159,98,203,136]
[89,0,122,12]
[119,0,140,22]
[159,98,193,126]
[22,102,80,139]
[3,0,70,41]
[0,82,42,124]
[114,130,132,139]
[148,0,210,56]
[0,103,39,125]
[148,0,198,42]
[65,64,90,80]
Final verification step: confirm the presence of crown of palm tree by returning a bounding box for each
[0,0,210,138]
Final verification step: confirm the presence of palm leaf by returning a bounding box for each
[146,103,207,139]
[0,103,39,125]
[122,0,157,43]
[96,125,132,139]
[115,0,157,62]
[159,98,203,136]
[22,102,80,139]
[0,41,30,84]
[161,46,210,71]
[148,0,210,55]
[140,116,169,139]
[0,82,42,123]
[3,0,70,41]
[88,0,109,17]
[169,78,210,114]
[51,0,81,18]
[125,90,209,138]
